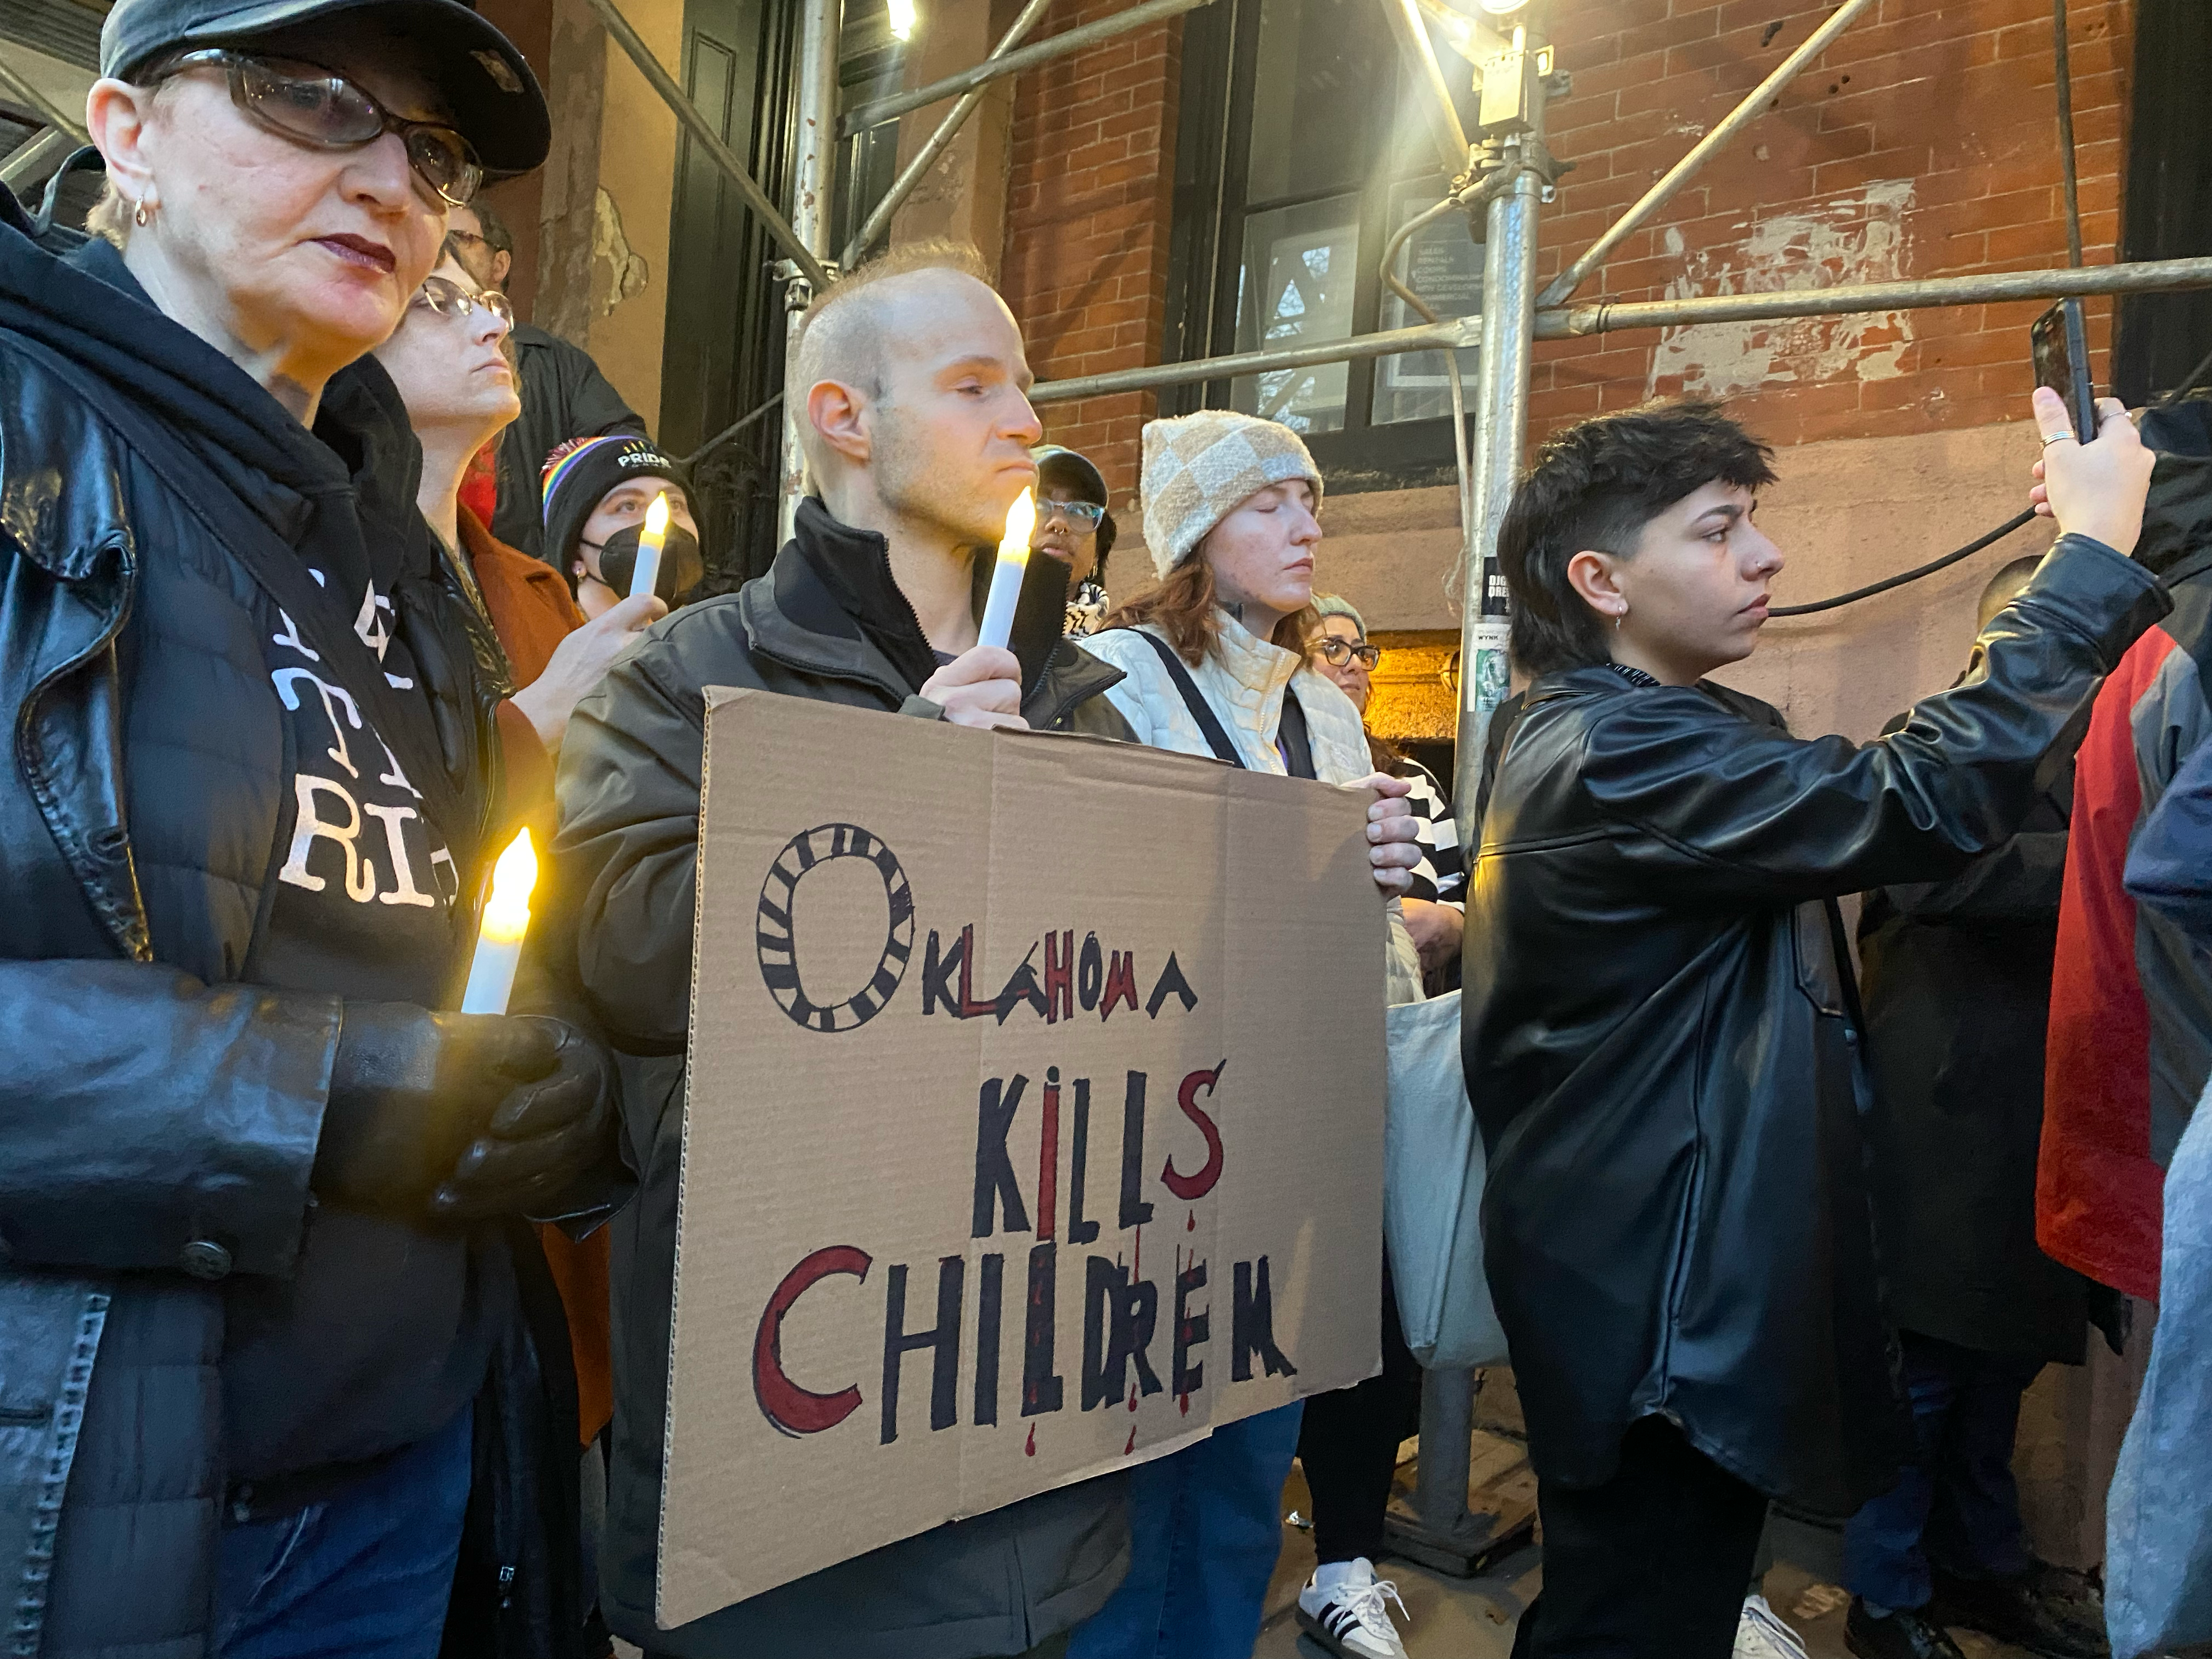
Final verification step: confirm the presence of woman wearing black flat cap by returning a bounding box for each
[0,2,625,1656]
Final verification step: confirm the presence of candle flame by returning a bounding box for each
[644,493,670,539]
[1000,488,1035,563]
[482,828,538,943]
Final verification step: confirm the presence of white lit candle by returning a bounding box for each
[460,829,539,1015]
[976,488,1036,652]
[628,492,671,602]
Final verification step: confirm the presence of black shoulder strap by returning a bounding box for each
[1278,689,1317,780]
[1120,628,1245,768]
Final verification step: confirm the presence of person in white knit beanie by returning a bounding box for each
[1137,408,1325,579]
[1069,409,1426,1659]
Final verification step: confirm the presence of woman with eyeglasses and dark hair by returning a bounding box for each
[1029,442,1119,635]
[376,246,666,768]
[0,2,628,1654]
[1311,594,1467,980]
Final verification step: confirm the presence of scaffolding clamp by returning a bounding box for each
[772,258,840,313]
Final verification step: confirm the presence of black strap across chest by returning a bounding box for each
[1119,627,1317,780]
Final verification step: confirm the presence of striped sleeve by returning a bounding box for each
[1398,760,1466,908]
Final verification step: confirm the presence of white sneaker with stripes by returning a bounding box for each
[1736,1593,1812,1659]
[1295,1557,1409,1659]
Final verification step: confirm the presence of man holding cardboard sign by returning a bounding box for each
[550,241,1426,1657]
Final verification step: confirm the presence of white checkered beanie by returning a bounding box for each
[1139,411,1323,578]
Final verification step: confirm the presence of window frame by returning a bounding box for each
[1161,0,1477,493]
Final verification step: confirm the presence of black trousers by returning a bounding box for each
[1509,1417,1768,1659]
[1296,1253,1424,1565]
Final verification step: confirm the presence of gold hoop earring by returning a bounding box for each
[133,199,152,228]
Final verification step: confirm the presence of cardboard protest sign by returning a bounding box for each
[659,688,1387,1626]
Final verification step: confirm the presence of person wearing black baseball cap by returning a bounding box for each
[1031,442,1118,635]
[0,4,615,1657]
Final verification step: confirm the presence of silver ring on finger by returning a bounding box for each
[2041,432,2077,447]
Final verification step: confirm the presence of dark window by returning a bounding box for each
[2112,0,2212,405]
[662,0,908,584]
[1164,0,1480,492]
[834,0,912,266]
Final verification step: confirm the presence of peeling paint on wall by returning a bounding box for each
[591,186,650,318]
[1646,180,1916,398]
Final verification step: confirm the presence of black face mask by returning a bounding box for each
[590,522,705,606]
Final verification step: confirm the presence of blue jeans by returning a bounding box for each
[1066,1402,1304,1659]
[216,1405,473,1659]
[1842,1333,2041,1610]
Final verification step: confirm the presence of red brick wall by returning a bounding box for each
[1531,0,2132,447]
[998,0,1183,510]
[999,0,2133,479]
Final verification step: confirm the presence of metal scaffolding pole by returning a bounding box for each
[1030,253,2212,403]
[1539,254,2212,337]
[1029,317,1475,402]
[0,54,88,144]
[840,0,1058,268]
[584,0,831,292]
[1379,0,1472,181]
[1537,0,1876,309]
[779,0,844,543]
[839,0,1216,136]
[0,127,76,193]
[1375,28,1553,1584]
[1454,157,1542,822]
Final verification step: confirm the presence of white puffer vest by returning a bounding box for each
[1081,613,1424,1003]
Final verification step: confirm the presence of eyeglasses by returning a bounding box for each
[413,274,514,327]
[1037,498,1107,531]
[1316,636,1381,669]
[156,50,484,207]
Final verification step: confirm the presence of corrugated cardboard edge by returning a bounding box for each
[653,690,1374,1622]
[654,682,753,1629]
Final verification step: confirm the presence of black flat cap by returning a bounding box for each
[101,0,550,177]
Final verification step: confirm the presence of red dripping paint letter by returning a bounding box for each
[753,1245,871,1436]
[1160,1060,1228,1201]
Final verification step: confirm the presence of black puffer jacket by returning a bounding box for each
[549,499,1135,1658]
[1857,736,2090,1365]
[1464,533,2166,1519]
[489,323,643,565]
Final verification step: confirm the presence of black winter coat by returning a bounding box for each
[1856,735,2088,1364]
[0,196,612,1657]
[1463,534,2166,1519]
[490,324,643,565]
[548,500,1136,1658]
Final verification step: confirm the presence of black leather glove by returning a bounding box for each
[428,1018,619,1223]
[314,1003,561,1214]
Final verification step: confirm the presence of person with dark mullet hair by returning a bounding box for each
[1465,388,2165,1659]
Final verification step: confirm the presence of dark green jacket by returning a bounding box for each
[550,499,1132,1658]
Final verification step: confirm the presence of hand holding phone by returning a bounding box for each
[2029,386,2153,557]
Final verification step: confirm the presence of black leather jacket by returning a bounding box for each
[0,210,603,1654]
[1464,533,2168,1518]
[0,284,343,1657]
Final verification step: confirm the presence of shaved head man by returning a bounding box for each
[794,244,1044,660]
[547,243,1140,1655]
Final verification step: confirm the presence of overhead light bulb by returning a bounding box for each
[888,0,918,41]
[1475,0,1527,13]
